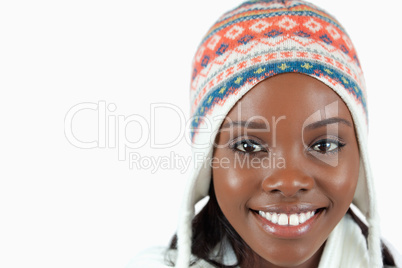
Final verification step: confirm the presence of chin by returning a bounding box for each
[254,242,323,267]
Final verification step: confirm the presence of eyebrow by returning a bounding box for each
[221,120,268,129]
[304,117,352,130]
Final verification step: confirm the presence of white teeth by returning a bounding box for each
[271,213,278,224]
[299,213,307,224]
[278,214,288,225]
[289,214,299,226]
[259,210,318,226]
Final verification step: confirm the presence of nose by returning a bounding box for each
[262,169,315,197]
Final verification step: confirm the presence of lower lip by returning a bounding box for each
[253,210,324,239]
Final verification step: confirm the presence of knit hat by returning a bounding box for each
[176,0,381,266]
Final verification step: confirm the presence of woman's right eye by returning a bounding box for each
[232,139,266,154]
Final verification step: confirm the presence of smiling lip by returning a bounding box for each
[251,204,326,238]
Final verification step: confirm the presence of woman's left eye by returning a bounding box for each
[311,139,345,154]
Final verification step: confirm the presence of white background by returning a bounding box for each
[1,0,401,267]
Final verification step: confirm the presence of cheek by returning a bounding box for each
[212,152,258,215]
[213,163,247,209]
[318,152,360,207]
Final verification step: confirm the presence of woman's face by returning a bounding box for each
[212,73,360,267]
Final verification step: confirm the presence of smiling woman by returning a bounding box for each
[212,73,361,267]
[128,0,401,267]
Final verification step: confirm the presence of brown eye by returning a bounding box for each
[311,139,344,154]
[235,140,264,153]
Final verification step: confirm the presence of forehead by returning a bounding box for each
[225,73,352,122]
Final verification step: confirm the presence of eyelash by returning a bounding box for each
[229,138,267,156]
[309,138,346,155]
[229,138,346,156]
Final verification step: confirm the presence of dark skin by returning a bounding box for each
[212,73,360,268]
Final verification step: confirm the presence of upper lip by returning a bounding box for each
[252,203,326,214]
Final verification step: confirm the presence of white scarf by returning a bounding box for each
[127,213,375,268]
[318,213,370,268]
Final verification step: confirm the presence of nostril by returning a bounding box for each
[262,174,315,197]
